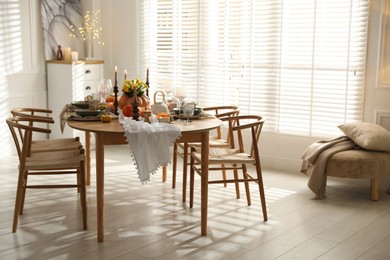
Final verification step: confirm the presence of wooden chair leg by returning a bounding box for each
[255,163,267,221]
[371,178,379,201]
[172,143,178,189]
[242,165,251,206]
[13,169,25,232]
[79,162,88,230]
[189,147,195,208]
[221,165,227,187]
[19,175,28,215]
[233,165,240,199]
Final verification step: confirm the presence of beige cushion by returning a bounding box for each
[326,150,390,178]
[338,122,390,152]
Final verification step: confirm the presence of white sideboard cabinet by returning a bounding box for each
[47,60,104,139]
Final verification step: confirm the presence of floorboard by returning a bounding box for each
[1,145,389,260]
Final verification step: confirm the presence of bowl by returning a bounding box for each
[173,107,202,116]
[72,101,90,109]
[74,109,104,117]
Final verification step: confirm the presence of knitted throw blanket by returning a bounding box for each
[300,136,356,199]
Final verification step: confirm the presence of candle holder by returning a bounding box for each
[145,68,149,97]
[132,88,140,121]
[113,85,119,115]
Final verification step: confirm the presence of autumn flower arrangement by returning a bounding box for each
[122,78,148,97]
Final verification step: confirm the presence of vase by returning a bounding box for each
[84,38,94,60]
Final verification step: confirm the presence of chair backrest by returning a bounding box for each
[203,105,240,118]
[10,108,55,145]
[11,108,54,125]
[203,105,240,140]
[225,115,265,158]
[6,116,52,161]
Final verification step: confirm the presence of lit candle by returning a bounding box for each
[114,66,118,87]
[64,47,71,62]
[124,69,127,81]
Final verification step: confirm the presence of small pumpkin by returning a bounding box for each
[122,105,133,117]
[100,114,111,123]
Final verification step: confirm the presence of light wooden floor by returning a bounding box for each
[1,145,390,260]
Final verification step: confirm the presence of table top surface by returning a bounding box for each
[67,117,222,134]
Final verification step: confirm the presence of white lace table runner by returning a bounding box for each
[120,117,181,183]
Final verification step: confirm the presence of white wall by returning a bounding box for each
[2,0,389,173]
[0,0,47,156]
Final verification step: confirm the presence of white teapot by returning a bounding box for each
[151,90,170,115]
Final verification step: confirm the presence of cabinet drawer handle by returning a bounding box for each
[85,86,91,90]
[85,70,91,74]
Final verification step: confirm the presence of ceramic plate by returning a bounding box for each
[173,107,202,116]
[74,109,104,117]
[72,101,90,109]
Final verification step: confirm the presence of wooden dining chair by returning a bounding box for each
[189,115,267,224]
[10,107,82,153]
[6,116,88,232]
[172,105,240,202]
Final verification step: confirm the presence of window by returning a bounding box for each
[141,0,369,137]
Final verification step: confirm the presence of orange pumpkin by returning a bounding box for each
[118,94,150,110]
[106,95,115,103]
[122,105,133,117]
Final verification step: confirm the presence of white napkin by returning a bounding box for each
[120,118,181,183]
[60,104,72,133]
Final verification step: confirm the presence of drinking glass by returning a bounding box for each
[182,103,194,124]
[98,79,113,105]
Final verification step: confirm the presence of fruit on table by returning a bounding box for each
[156,112,170,118]
[100,114,111,123]
[98,104,107,110]
[122,105,132,117]
[106,95,115,103]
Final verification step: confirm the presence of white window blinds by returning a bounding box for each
[141,0,369,137]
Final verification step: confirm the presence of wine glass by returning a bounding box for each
[162,80,173,96]
[173,87,187,120]
[182,102,194,124]
[98,79,113,113]
[98,79,113,104]
[173,87,187,105]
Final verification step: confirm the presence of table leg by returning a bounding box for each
[201,131,209,236]
[182,143,189,202]
[85,131,91,186]
[162,166,167,182]
[95,133,105,242]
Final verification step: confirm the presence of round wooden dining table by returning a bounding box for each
[68,116,222,242]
